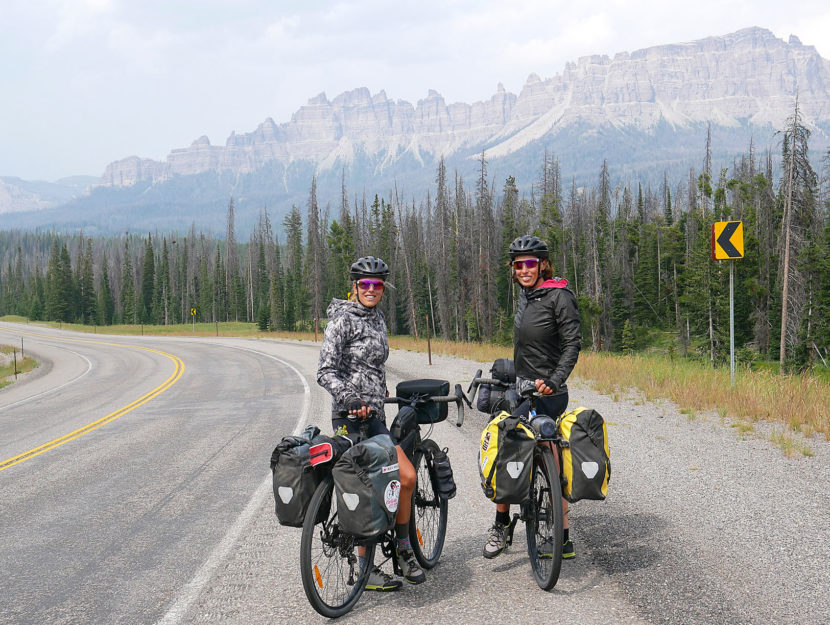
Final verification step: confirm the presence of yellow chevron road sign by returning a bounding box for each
[712,221,744,260]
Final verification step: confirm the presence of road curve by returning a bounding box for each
[2,323,828,625]
[0,323,307,625]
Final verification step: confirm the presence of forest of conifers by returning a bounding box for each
[1,107,829,370]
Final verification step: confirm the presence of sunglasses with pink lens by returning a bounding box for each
[357,279,385,290]
[512,258,539,270]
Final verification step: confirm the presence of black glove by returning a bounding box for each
[345,396,367,418]
[541,379,558,394]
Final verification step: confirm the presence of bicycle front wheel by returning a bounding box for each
[409,439,448,569]
[300,475,375,618]
[525,445,563,590]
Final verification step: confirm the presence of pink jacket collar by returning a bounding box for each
[537,278,569,289]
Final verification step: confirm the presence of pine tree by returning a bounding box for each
[140,235,155,323]
[121,238,136,324]
[99,255,114,326]
[80,238,97,324]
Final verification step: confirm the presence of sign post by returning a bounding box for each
[712,221,744,387]
[191,307,197,333]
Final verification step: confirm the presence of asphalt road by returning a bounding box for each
[1,322,828,625]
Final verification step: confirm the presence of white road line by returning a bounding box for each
[154,346,310,625]
[0,346,93,412]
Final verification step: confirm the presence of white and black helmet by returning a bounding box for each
[509,235,549,260]
[349,256,390,281]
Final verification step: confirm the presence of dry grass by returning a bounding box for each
[769,429,815,457]
[4,318,827,439]
[575,351,830,440]
[0,344,39,388]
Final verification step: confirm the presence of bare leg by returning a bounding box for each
[395,446,415,524]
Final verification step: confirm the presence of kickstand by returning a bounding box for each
[505,513,520,546]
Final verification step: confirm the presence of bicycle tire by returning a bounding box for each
[525,445,563,590]
[300,475,375,618]
[408,439,448,569]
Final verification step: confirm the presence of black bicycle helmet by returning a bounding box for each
[349,256,390,281]
[509,235,549,260]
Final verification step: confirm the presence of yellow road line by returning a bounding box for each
[0,329,185,471]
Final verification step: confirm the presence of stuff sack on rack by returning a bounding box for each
[333,434,401,539]
[557,407,610,503]
[478,411,535,504]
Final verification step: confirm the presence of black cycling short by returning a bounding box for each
[331,415,391,445]
[513,392,569,420]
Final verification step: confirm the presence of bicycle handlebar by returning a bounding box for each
[383,385,467,427]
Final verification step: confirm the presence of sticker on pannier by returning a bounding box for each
[333,434,401,539]
[557,407,611,503]
[478,411,536,504]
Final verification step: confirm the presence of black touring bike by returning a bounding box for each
[468,371,565,590]
[299,381,466,618]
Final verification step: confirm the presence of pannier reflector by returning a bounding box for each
[581,461,599,479]
[343,493,360,510]
[506,461,524,479]
[278,487,294,504]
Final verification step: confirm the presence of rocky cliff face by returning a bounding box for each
[98,27,830,189]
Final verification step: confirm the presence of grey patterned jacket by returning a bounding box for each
[316,298,389,418]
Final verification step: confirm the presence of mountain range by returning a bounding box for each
[2,26,829,235]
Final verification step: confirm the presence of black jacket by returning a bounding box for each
[513,278,581,395]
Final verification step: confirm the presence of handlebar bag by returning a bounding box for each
[396,379,450,424]
[477,359,516,415]
[479,411,536,504]
[491,358,516,384]
[333,434,401,539]
[557,407,610,503]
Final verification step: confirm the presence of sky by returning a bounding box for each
[2,0,829,182]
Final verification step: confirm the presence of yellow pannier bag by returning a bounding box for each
[479,411,536,504]
[557,407,610,503]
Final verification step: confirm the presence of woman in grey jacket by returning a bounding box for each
[317,256,425,590]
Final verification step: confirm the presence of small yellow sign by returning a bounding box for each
[712,221,744,260]
[190,308,197,317]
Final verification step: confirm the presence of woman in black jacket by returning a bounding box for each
[482,235,581,561]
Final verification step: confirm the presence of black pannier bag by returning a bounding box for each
[557,407,611,503]
[479,412,536,504]
[270,427,351,527]
[395,379,450,424]
[270,425,321,528]
[431,447,456,500]
[389,405,419,457]
[476,358,516,415]
[333,434,401,539]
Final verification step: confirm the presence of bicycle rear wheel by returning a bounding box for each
[525,446,563,590]
[300,475,375,618]
[408,439,448,569]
